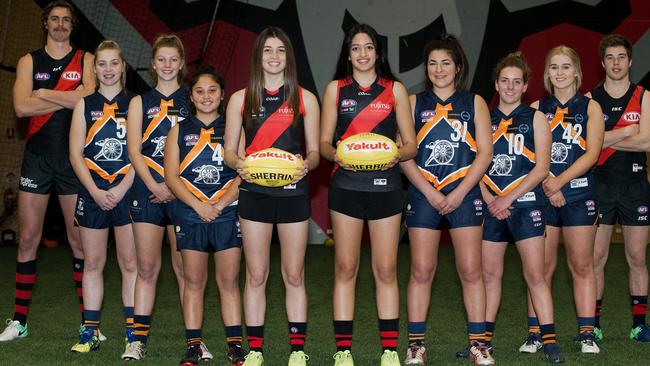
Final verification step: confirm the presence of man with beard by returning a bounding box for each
[0,0,95,341]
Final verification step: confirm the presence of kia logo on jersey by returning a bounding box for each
[62,71,81,81]
[34,72,50,81]
[623,112,640,123]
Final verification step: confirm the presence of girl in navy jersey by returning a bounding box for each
[68,40,136,353]
[521,45,604,356]
[165,66,245,366]
[320,23,416,366]
[400,34,493,366]
[224,27,320,366]
[124,34,192,360]
[479,52,565,363]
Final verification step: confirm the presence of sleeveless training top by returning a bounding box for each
[82,90,133,190]
[331,77,400,192]
[413,89,477,195]
[28,47,85,155]
[176,115,237,223]
[483,103,543,208]
[592,83,646,183]
[538,93,594,202]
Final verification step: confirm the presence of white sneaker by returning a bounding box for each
[97,328,107,341]
[0,319,28,341]
[122,340,146,360]
[199,341,213,360]
[404,345,426,365]
[468,341,495,366]
[578,332,600,354]
[518,332,542,353]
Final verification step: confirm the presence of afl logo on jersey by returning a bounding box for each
[62,71,81,81]
[420,110,436,122]
[147,106,161,117]
[545,113,555,121]
[340,99,357,114]
[184,134,199,146]
[585,200,596,211]
[623,112,641,123]
[34,72,50,81]
[529,210,542,222]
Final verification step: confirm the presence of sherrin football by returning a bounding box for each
[336,132,398,171]
[244,148,302,187]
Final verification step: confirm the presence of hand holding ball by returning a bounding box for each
[243,148,303,187]
[336,133,399,171]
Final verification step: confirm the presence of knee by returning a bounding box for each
[84,257,104,273]
[283,271,304,289]
[19,230,41,249]
[457,266,482,285]
[184,274,207,291]
[627,255,648,272]
[568,260,593,279]
[335,260,358,283]
[523,271,547,289]
[137,261,160,282]
[482,267,503,285]
[373,264,397,285]
[216,273,239,293]
[411,262,436,285]
[246,269,268,289]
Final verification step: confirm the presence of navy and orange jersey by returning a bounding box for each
[176,115,237,223]
[592,83,646,183]
[241,85,307,197]
[140,87,190,183]
[82,90,134,190]
[413,89,478,195]
[28,47,85,156]
[330,77,401,192]
[538,93,594,202]
[483,104,543,208]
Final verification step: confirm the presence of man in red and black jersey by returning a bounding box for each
[0,1,95,342]
[589,34,650,342]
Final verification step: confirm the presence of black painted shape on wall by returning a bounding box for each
[149,0,216,31]
[399,15,446,73]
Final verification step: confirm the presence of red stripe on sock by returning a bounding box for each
[380,331,399,338]
[381,339,398,347]
[336,340,352,347]
[14,305,28,315]
[16,273,36,283]
[248,336,264,349]
[73,272,83,281]
[632,304,648,315]
[14,289,32,300]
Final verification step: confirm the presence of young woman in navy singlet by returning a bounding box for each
[165,66,245,366]
[320,23,416,366]
[124,35,191,360]
[68,40,136,354]
[224,27,320,366]
[522,45,604,356]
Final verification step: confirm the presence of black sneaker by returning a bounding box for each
[227,343,246,366]
[543,343,565,364]
[179,343,203,366]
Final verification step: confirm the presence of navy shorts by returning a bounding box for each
[175,216,242,253]
[238,190,310,224]
[546,198,599,227]
[483,206,546,243]
[405,187,483,229]
[596,179,650,226]
[328,186,404,220]
[74,188,131,229]
[20,149,79,195]
[129,180,175,226]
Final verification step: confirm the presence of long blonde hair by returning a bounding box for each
[543,45,582,94]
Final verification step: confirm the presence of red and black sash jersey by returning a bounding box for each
[331,77,401,192]
[176,115,237,223]
[539,93,594,202]
[241,85,307,196]
[27,47,84,156]
[83,90,133,190]
[592,83,646,183]
[413,89,477,195]
[139,87,189,183]
[483,104,543,207]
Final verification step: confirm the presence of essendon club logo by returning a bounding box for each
[34,72,50,81]
[623,112,640,123]
[62,71,81,81]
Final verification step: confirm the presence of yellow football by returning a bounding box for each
[244,148,302,187]
[336,133,398,171]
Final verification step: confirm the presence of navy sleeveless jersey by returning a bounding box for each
[139,87,189,183]
[241,85,307,197]
[28,48,84,155]
[592,83,646,183]
[176,115,237,223]
[539,93,594,202]
[83,90,134,190]
[413,90,477,195]
[483,104,543,207]
[331,77,400,192]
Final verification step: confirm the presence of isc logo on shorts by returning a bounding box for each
[76,197,84,216]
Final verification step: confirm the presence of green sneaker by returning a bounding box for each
[630,324,650,342]
[333,350,354,366]
[243,350,264,366]
[380,350,401,366]
[0,319,28,341]
[594,327,603,343]
[71,326,99,353]
[288,350,309,365]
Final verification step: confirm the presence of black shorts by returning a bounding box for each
[328,186,404,220]
[596,179,650,226]
[238,190,310,224]
[19,149,79,195]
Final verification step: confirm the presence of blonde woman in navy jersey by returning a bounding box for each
[68,40,136,354]
[320,23,416,366]
[521,45,604,356]
[124,34,193,360]
[400,34,493,366]
[224,27,320,366]
[479,52,564,363]
[165,66,245,366]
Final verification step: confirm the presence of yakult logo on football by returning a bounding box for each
[62,71,81,81]
[343,141,393,153]
[623,112,640,123]
[248,151,296,162]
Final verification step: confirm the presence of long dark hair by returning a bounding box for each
[333,23,396,81]
[423,33,468,91]
[243,27,300,128]
[188,65,225,116]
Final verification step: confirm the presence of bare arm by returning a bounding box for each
[36,52,96,109]
[611,91,650,151]
[393,82,417,161]
[300,88,321,171]
[224,89,246,169]
[13,54,62,117]
[319,81,339,162]
[68,98,98,194]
